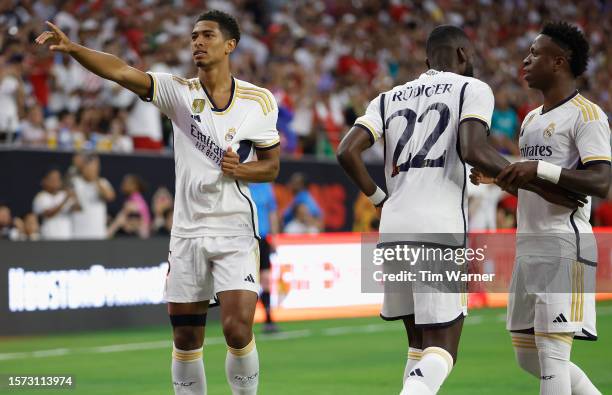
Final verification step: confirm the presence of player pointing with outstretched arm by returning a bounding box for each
[337,25,585,395]
[37,10,280,395]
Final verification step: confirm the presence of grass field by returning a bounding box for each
[1,302,611,394]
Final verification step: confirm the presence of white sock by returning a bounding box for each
[511,333,540,378]
[569,361,601,395]
[403,347,423,383]
[172,344,206,395]
[535,332,572,395]
[402,346,453,395]
[226,336,259,395]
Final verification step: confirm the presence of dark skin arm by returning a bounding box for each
[221,145,280,183]
[495,160,611,199]
[461,119,587,207]
[336,127,379,197]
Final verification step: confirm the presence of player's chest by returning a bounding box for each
[518,114,574,160]
[184,95,251,145]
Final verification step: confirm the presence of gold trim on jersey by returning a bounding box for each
[582,156,612,164]
[407,351,422,360]
[355,121,379,142]
[571,96,599,122]
[237,85,274,112]
[255,137,280,149]
[236,92,269,115]
[571,261,584,322]
[460,113,489,125]
[171,76,201,91]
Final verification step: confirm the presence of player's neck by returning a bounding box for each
[197,63,232,95]
[541,78,576,112]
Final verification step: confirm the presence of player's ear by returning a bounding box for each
[457,47,467,65]
[225,39,236,55]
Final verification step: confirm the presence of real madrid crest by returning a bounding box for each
[191,99,205,113]
[543,122,555,138]
[225,127,236,142]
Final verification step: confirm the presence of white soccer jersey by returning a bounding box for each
[354,70,494,242]
[516,92,611,260]
[144,73,280,238]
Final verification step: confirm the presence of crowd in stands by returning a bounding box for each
[0,152,324,240]
[1,0,610,159]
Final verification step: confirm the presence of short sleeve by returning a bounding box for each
[354,94,384,145]
[141,72,185,119]
[32,193,48,215]
[575,111,611,166]
[249,93,280,150]
[459,80,494,131]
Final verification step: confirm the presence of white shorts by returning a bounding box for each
[380,259,468,326]
[506,256,597,340]
[164,235,260,303]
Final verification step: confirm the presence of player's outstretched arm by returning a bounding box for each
[35,21,150,97]
[221,146,280,183]
[337,127,382,201]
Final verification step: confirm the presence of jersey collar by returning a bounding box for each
[199,76,236,113]
[540,90,579,115]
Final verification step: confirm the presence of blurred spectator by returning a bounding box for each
[0,204,20,240]
[155,207,173,236]
[120,174,151,238]
[0,56,24,144]
[490,90,519,156]
[249,182,280,332]
[151,186,174,233]
[32,168,78,240]
[108,201,148,238]
[71,154,116,239]
[18,104,47,146]
[14,212,41,241]
[284,203,320,234]
[282,172,322,230]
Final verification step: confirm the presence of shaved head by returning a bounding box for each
[426,25,474,77]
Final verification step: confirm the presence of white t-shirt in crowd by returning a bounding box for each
[71,176,110,239]
[33,190,74,240]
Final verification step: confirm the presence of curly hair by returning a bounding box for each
[196,10,241,44]
[541,21,589,77]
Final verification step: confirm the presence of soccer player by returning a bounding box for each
[474,22,609,395]
[36,10,280,395]
[337,25,584,395]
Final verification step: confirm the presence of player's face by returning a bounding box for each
[522,34,563,89]
[191,21,235,68]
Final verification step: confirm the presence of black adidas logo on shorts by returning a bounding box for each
[244,274,255,283]
[553,313,568,323]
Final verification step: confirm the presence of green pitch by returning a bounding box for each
[1,302,611,394]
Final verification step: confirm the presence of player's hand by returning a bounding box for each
[221,146,240,178]
[495,161,538,190]
[469,168,495,185]
[34,21,75,53]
